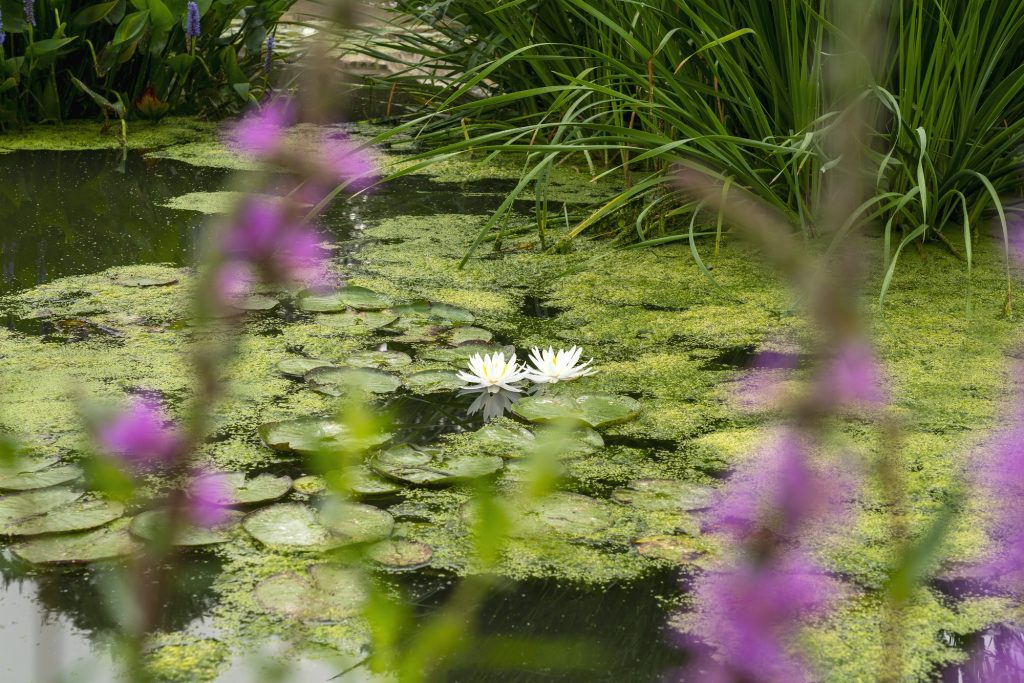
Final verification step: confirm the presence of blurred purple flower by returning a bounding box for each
[185,1,201,39]
[977,403,1024,590]
[1,8,6,46]
[98,398,183,468]
[221,198,326,286]
[322,136,377,190]
[213,260,253,308]
[735,349,799,411]
[23,0,34,27]
[230,100,294,157]
[820,340,887,407]
[187,471,231,527]
[688,553,836,683]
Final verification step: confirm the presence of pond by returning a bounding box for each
[0,145,692,681]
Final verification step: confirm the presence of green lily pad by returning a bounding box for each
[403,369,466,393]
[391,300,475,324]
[471,420,535,458]
[3,498,124,537]
[538,425,606,457]
[293,475,328,495]
[242,502,393,550]
[0,464,82,491]
[113,276,178,287]
[233,294,279,311]
[277,357,335,378]
[371,445,504,486]
[316,310,399,332]
[346,467,402,496]
[12,520,138,564]
[0,488,84,527]
[195,472,292,506]
[305,366,403,396]
[255,565,367,622]
[382,318,446,343]
[518,492,615,538]
[367,538,433,571]
[299,286,392,312]
[611,479,715,512]
[633,535,707,564]
[130,509,244,546]
[345,349,413,370]
[511,393,641,428]
[259,417,392,455]
[448,327,493,344]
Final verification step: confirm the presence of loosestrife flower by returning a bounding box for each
[23,0,34,27]
[323,136,377,189]
[185,1,201,40]
[221,198,326,287]
[458,352,530,394]
[1,8,6,46]
[230,99,294,157]
[98,398,183,468]
[820,340,887,407]
[525,346,596,384]
[187,471,231,527]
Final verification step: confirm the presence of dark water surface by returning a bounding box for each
[0,149,684,682]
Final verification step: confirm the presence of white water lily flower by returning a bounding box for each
[457,352,530,393]
[526,346,596,384]
[463,387,521,420]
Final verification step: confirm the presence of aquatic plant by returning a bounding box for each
[525,346,596,385]
[97,398,184,469]
[457,351,531,394]
[22,0,33,27]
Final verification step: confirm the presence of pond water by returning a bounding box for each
[0,148,689,681]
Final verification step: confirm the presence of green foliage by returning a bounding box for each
[0,0,292,125]
[361,0,1024,297]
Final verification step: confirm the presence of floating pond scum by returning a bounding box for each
[0,124,1022,681]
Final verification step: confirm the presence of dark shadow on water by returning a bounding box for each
[939,624,1024,682]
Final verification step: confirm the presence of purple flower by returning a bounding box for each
[23,0,34,27]
[185,1,201,39]
[977,402,1024,590]
[212,260,253,308]
[322,136,377,190]
[688,553,837,683]
[1,8,6,46]
[819,340,887,407]
[263,34,275,72]
[230,100,294,157]
[187,471,231,527]
[221,198,326,286]
[735,349,799,411]
[98,398,183,468]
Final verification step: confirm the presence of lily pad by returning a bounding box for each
[611,479,715,513]
[194,472,292,506]
[371,445,503,486]
[293,475,328,495]
[347,467,402,496]
[300,287,392,312]
[448,327,493,344]
[471,421,535,458]
[316,310,399,332]
[113,275,178,287]
[0,464,82,491]
[382,318,447,343]
[259,417,392,455]
[242,502,393,550]
[233,294,279,311]
[345,349,413,370]
[12,521,138,564]
[391,300,475,324]
[255,564,367,622]
[367,538,433,571]
[403,369,465,393]
[3,498,124,536]
[512,393,641,428]
[277,357,335,378]
[130,509,244,546]
[305,366,403,396]
[539,425,606,457]
[633,535,706,564]
[519,492,615,538]
[0,488,84,527]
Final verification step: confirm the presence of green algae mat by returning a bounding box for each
[1,124,1023,681]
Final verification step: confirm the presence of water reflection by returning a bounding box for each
[942,624,1024,682]
[462,388,522,421]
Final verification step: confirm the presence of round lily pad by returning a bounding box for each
[277,357,335,378]
[367,539,433,571]
[255,565,367,622]
[371,445,503,486]
[518,492,615,538]
[449,327,493,344]
[233,295,279,311]
[243,502,393,550]
[0,459,81,491]
[472,421,535,458]
[611,479,715,512]
[293,475,328,495]
[3,498,124,536]
[633,535,706,564]
[391,300,475,324]
[316,310,399,332]
[130,509,244,546]
[305,366,402,397]
[259,417,392,455]
[12,521,138,564]
[538,425,606,457]
[194,472,292,506]
[0,488,84,527]
[403,369,465,393]
[113,276,178,287]
[300,287,392,312]
[346,350,413,370]
[347,467,402,496]
[382,318,446,343]
[511,393,641,428]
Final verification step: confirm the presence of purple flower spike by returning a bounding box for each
[98,398,183,468]
[322,136,377,190]
[23,0,34,27]
[213,260,253,308]
[222,198,326,286]
[263,35,275,72]
[978,403,1024,590]
[1,8,6,46]
[821,340,887,407]
[736,349,799,411]
[230,100,294,158]
[185,1,201,39]
[187,471,231,527]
